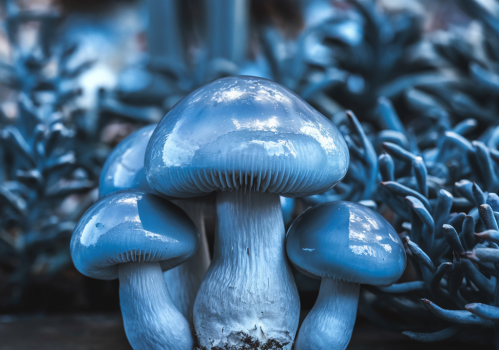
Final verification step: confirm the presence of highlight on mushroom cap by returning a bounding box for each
[145,76,349,198]
[71,190,199,280]
[286,201,406,286]
[99,124,158,197]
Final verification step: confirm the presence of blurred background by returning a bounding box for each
[0,0,498,349]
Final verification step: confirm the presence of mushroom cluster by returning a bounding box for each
[70,76,408,350]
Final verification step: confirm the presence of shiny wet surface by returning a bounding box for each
[99,124,157,197]
[71,191,198,280]
[286,201,406,285]
[146,76,349,198]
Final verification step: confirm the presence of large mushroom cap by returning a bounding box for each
[99,124,157,197]
[71,191,198,280]
[286,201,406,286]
[145,76,349,198]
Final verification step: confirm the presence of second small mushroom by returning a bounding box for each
[286,201,406,350]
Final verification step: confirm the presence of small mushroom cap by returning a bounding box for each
[146,76,349,198]
[286,201,406,285]
[99,124,158,197]
[71,191,198,280]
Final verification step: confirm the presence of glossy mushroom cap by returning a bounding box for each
[145,76,349,198]
[286,201,406,285]
[99,125,158,197]
[71,191,199,280]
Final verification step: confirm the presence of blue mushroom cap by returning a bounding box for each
[99,124,158,197]
[145,76,349,198]
[71,191,199,280]
[286,201,406,285]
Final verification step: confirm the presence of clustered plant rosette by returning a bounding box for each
[0,8,108,307]
[356,134,499,347]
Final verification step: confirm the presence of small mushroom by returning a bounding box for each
[70,191,198,350]
[145,76,349,348]
[286,201,406,350]
[100,125,159,197]
[99,124,212,322]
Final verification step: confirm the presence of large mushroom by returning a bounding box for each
[145,76,349,348]
[286,201,406,350]
[99,124,212,321]
[70,191,198,350]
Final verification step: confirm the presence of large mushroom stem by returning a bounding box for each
[194,190,300,349]
[294,278,359,350]
[164,197,212,323]
[119,262,194,350]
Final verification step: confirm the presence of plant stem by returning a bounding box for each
[205,0,249,64]
[146,0,185,68]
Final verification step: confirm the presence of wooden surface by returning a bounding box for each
[0,314,493,350]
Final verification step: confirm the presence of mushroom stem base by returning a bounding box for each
[294,278,359,350]
[119,262,193,350]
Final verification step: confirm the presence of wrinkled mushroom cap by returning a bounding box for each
[286,201,406,285]
[145,76,349,198]
[71,191,198,280]
[99,125,158,197]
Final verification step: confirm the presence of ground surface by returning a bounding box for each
[0,314,493,350]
